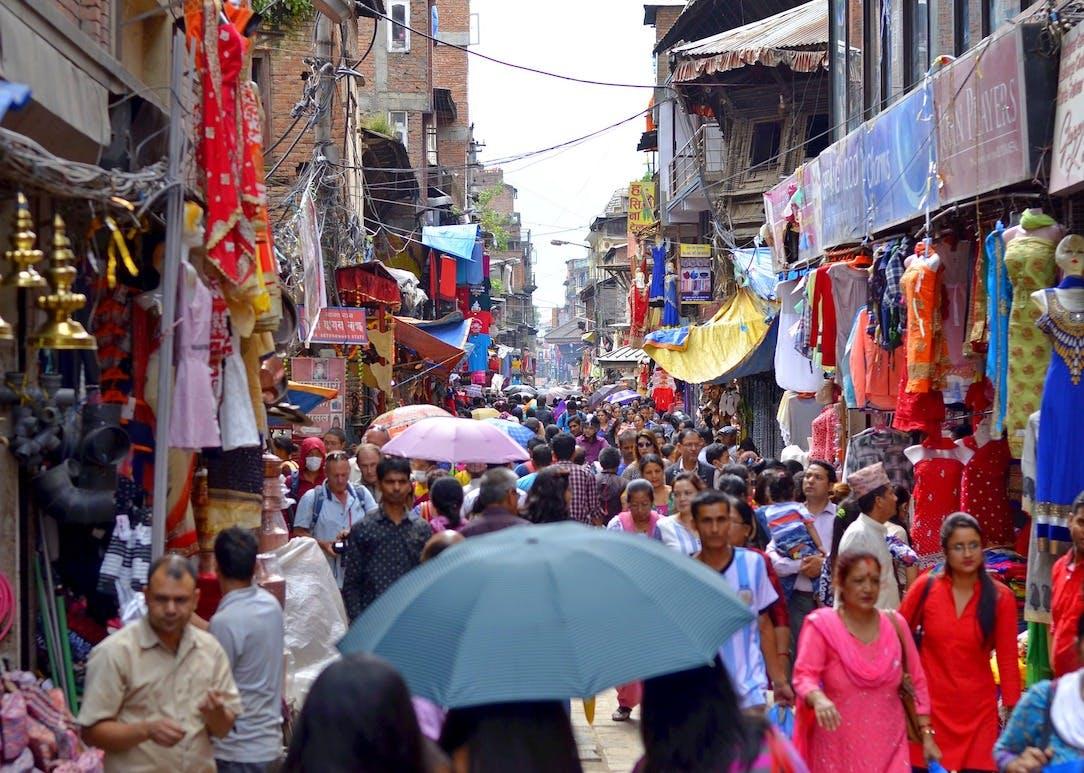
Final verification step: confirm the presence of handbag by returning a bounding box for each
[886,611,924,744]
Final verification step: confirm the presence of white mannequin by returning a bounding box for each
[1003,208,1065,246]
[903,242,941,271]
[905,436,974,466]
[1031,234,1084,314]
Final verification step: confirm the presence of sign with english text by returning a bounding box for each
[1051,22,1084,194]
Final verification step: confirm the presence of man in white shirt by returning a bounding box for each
[837,462,900,609]
[770,460,837,650]
[293,451,379,587]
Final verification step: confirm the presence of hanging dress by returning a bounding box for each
[910,438,970,567]
[648,244,666,306]
[170,264,222,450]
[1003,235,1057,457]
[959,435,1014,547]
[901,253,947,393]
[1034,287,1084,553]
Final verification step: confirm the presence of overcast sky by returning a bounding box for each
[468,0,657,321]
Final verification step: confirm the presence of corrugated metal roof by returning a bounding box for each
[597,346,651,366]
[671,0,828,81]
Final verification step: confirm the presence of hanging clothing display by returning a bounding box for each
[662,263,680,326]
[775,278,822,392]
[959,434,1014,547]
[776,391,822,451]
[908,437,972,567]
[170,263,221,451]
[847,308,904,411]
[842,427,914,491]
[809,404,841,466]
[1034,287,1084,551]
[826,261,869,370]
[985,223,1012,437]
[901,248,948,393]
[648,244,666,306]
[1003,229,1057,457]
[892,361,945,434]
[808,265,837,368]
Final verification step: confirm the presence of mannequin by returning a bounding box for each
[1031,234,1084,314]
[906,434,974,565]
[901,242,946,394]
[1001,209,1064,458]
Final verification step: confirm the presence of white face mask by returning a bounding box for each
[305,456,323,472]
[411,470,427,483]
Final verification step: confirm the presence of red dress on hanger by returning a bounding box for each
[892,363,945,434]
[911,437,968,565]
[959,435,1014,547]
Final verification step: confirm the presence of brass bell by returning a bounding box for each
[29,214,96,351]
[4,193,47,289]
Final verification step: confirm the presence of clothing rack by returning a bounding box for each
[914,192,1047,238]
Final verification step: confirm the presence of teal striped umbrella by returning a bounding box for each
[338,522,753,708]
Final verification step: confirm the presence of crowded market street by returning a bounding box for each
[3,0,1084,771]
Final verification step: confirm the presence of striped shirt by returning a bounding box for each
[653,515,701,555]
[717,547,777,709]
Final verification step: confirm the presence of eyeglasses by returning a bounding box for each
[948,541,982,555]
[637,440,654,447]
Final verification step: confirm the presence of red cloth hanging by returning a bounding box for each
[440,255,457,300]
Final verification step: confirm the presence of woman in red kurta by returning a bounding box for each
[900,513,1021,772]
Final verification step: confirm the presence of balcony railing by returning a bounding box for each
[669,124,726,200]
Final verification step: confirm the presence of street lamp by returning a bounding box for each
[551,239,591,248]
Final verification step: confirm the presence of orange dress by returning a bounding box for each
[899,574,1021,771]
[901,253,948,393]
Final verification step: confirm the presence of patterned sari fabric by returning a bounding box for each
[1003,236,1056,457]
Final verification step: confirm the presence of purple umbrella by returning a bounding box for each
[382,417,529,464]
[606,389,641,405]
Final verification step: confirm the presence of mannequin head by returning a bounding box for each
[1056,234,1084,278]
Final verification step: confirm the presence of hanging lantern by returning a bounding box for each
[29,214,96,351]
[4,192,47,289]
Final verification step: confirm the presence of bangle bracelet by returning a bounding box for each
[921,727,935,736]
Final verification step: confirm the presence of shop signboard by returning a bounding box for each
[296,306,369,345]
[628,180,657,230]
[1051,22,1084,194]
[933,27,1028,203]
[290,357,346,431]
[678,243,713,304]
[795,158,822,263]
[819,128,865,248]
[864,83,939,232]
[762,173,797,272]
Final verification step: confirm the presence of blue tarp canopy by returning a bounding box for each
[0,82,31,123]
[422,224,480,262]
[422,319,471,350]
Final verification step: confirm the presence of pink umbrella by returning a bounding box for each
[382,416,529,464]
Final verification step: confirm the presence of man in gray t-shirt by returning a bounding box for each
[209,528,285,772]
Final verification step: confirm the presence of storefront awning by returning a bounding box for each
[394,316,470,372]
[705,316,779,383]
[597,345,651,368]
[643,288,778,384]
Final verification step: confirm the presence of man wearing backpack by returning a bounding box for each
[293,451,378,587]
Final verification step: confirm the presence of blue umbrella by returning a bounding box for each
[482,418,535,448]
[606,389,641,405]
[338,522,753,708]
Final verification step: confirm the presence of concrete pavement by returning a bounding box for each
[572,688,644,773]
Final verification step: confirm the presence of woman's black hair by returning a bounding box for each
[430,477,464,528]
[826,500,861,582]
[281,653,426,773]
[940,512,997,645]
[640,656,765,773]
[637,454,665,477]
[524,467,571,524]
[716,473,749,499]
[889,484,912,540]
[626,478,655,503]
[439,701,582,773]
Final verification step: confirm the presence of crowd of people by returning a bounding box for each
[73,389,1084,772]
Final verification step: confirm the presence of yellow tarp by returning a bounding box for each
[643,288,777,384]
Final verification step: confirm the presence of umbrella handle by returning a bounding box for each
[582,695,596,725]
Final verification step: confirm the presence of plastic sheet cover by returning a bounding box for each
[273,537,347,706]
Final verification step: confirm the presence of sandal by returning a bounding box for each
[611,706,632,722]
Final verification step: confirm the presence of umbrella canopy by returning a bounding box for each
[587,383,625,407]
[339,522,753,708]
[483,418,535,448]
[382,416,529,464]
[606,389,641,405]
[372,405,452,438]
[470,407,500,420]
[505,384,537,396]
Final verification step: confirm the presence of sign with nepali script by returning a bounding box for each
[290,357,346,431]
[933,27,1028,203]
[628,180,657,230]
[296,305,370,346]
[1051,22,1084,194]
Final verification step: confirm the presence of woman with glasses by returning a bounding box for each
[898,513,1021,773]
[621,431,662,482]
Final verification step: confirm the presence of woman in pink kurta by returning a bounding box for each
[793,550,938,772]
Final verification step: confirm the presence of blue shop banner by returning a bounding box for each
[819,129,865,248]
[864,83,939,233]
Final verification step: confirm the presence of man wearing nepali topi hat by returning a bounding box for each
[837,462,901,609]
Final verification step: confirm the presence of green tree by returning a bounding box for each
[253,0,312,27]
[476,185,511,250]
